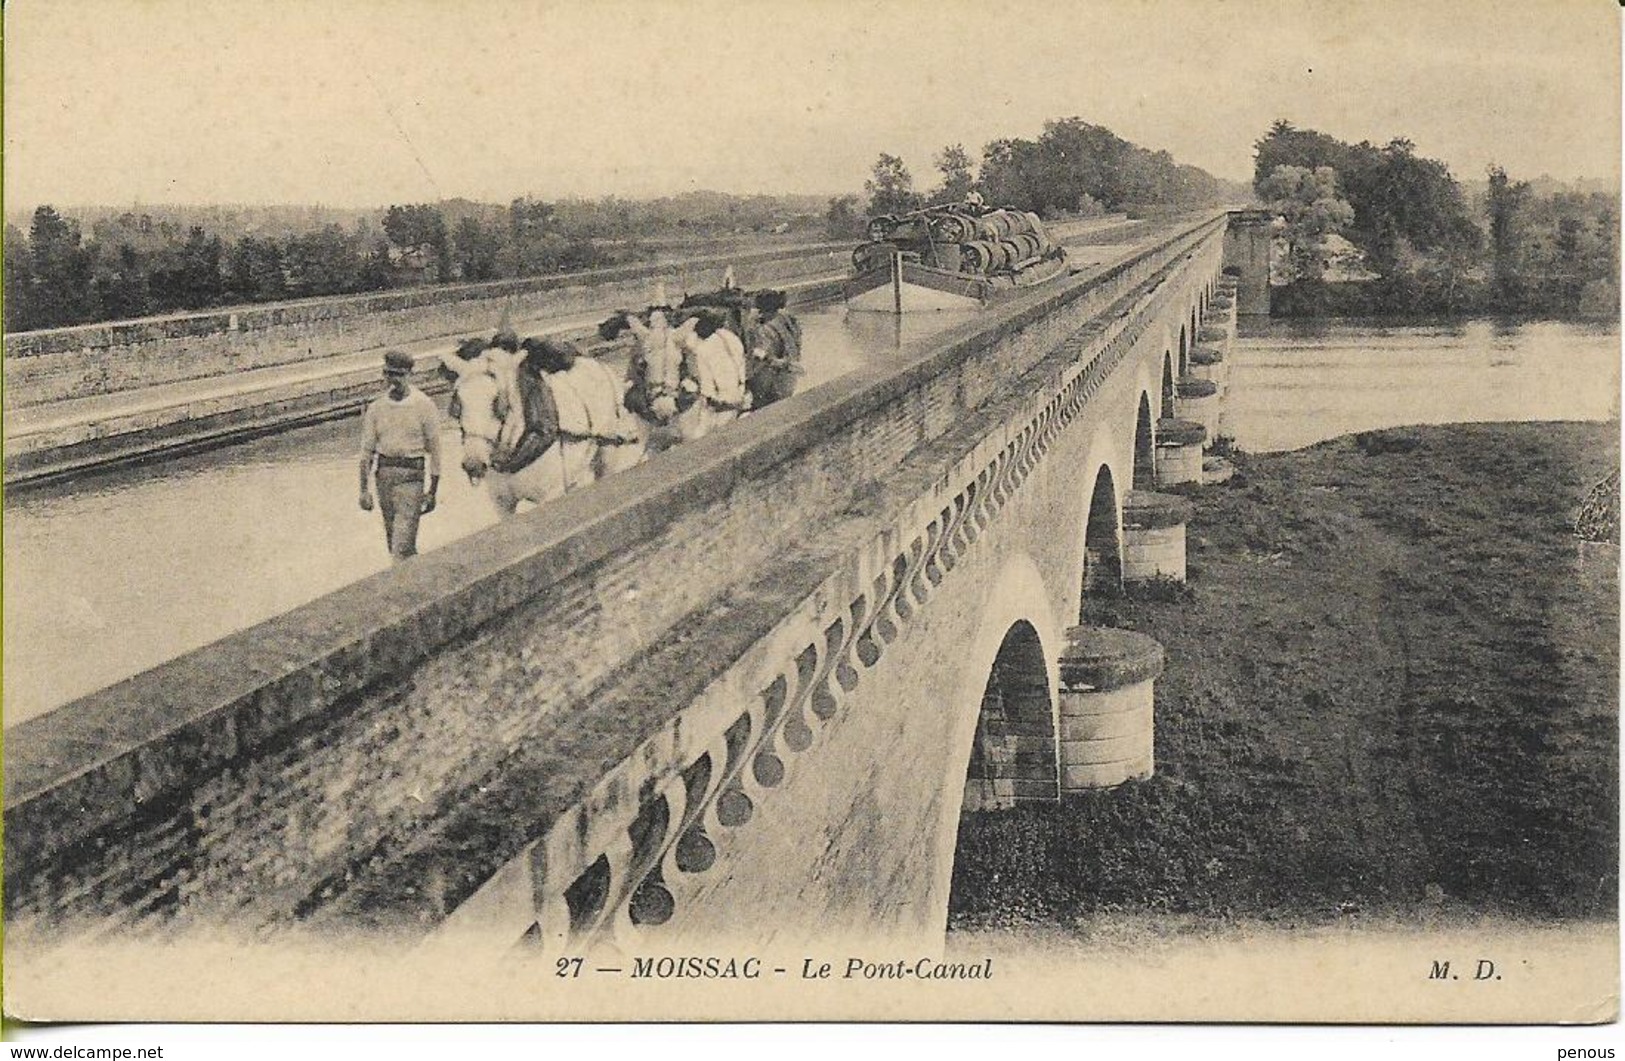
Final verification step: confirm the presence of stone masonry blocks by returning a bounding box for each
[1056,626,1165,791]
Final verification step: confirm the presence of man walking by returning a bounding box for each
[745,289,802,410]
[359,349,443,561]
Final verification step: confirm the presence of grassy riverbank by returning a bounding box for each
[948,421,1619,936]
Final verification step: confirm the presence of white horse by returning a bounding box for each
[621,308,749,451]
[441,346,641,516]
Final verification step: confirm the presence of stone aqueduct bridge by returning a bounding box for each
[6,211,1269,958]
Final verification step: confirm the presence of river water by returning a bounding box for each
[6,312,1618,727]
[2,304,978,725]
[1226,318,1620,452]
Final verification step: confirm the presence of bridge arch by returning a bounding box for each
[930,552,1060,933]
[1079,455,1124,609]
[1161,351,1175,417]
[960,620,1056,813]
[1132,391,1155,490]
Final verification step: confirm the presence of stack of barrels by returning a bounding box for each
[927,209,1054,274]
[855,208,1058,276]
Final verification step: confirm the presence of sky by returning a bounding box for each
[4,0,1620,211]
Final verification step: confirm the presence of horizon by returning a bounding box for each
[5,0,1619,214]
[7,167,1615,226]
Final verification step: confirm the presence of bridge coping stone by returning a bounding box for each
[1122,490,1195,530]
[1155,416,1207,447]
[1057,626,1167,691]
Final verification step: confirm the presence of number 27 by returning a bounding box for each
[556,957,584,978]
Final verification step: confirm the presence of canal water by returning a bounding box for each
[2,303,978,725]
[7,313,1617,726]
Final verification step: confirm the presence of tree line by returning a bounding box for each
[825,117,1241,238]
[3,192,831,332]
[1255,120,1618,317]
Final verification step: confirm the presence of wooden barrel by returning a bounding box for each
[931,212,978,243]
[996,240,1025,268]
[866,216,897,241]
[985,210,1020,237]
[960,240,998,273]
[1000,210,1033,238]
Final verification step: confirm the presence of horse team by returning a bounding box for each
[437,287,802,517]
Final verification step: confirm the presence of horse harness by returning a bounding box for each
[549,361,641,447]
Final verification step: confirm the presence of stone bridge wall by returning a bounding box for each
[0,216,1139,410]
[3,213,1228,951]
[2,244,848,408]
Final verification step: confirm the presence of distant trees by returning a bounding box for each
[980,137,1058,215]
[1484,165,1618,315]
[1253,120,1618,317]
[979,118,1227,216]
[857,116,1231,227]
[1257,165,1354,283]
[824,195,863,239]
[281,225,361,296]
[452,216,503,282]
[383,203,451,280]
[1253,121,1479,278]
[3,191,832,332]
[865,153,922,217]
[18,206,97,328]
[1485,165,1532,302]
[929,144,976,206]
[227,235,288,301]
